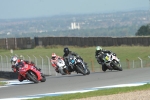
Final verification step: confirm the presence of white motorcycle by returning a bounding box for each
[102,53,122,72]
[56,58,70,75]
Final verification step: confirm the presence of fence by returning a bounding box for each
[0,55,150,76]
[0,37,150,49]
[34,37,150,47]
[0,37,33,49]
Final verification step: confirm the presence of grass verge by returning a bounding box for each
[32,83,150,100]
[1,46,150,62]
[0,82,7,86]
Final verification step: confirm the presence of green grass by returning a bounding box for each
[0,78,7,86]
[32,83,150,100]
[1,45,150,70]
[1,45,150,62]
[0,82,7,86]
[0,46,150,99]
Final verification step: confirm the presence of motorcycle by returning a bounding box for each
[68,55,90,75]
[56,58,70,75]
[13,62,46,83]
[101,53,123,72]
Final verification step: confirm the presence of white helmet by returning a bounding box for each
[10,56,18,65]
[96,46,102,51]
[51,53,56,60]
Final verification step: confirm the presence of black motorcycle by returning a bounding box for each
[67,55,90,75]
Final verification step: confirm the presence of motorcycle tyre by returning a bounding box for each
[40,73,46,82]
[26,71,39,83]
[102,64,107,72]
[59,68,67,75]
[76,64,86,75]
[86,68,90,75]
[112,62,123,71]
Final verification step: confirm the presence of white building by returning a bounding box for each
[71,22,80,30]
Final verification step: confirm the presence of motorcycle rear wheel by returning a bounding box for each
[40,73,46,82]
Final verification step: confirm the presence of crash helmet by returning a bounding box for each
[64,47,69,55]
[10,56,19,65]
[96,46,102,52]
[51,53,56,60]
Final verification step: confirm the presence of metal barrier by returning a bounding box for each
[0,55,150,76]
[0,55,55,76]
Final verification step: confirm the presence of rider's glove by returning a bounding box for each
[77,55,80,58]
[97,55,101,58]
[98,61,102,64]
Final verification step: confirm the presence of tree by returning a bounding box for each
[135,24,150,36]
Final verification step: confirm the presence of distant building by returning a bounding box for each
[71,22,80,30]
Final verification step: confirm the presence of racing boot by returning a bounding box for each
[55,68,59,73]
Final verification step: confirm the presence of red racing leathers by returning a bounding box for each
[50,56,62,73]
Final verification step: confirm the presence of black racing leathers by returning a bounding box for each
[63,51,82,72]
[95,49,111,64]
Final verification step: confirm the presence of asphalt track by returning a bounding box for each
[0,67,150,99]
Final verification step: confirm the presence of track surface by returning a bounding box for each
[0,67,150,99]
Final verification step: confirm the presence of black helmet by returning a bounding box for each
[64,47,69,54]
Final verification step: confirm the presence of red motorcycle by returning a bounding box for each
[12,62,46,83]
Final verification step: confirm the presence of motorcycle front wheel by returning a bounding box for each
[102,64,107,72]
[112,62,123,71]
[86,68,90,75]
[26,71,39,83]
[76,64,86,75]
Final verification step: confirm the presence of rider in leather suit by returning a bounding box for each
[95,46,112,65]
[63,47,85,72]
[50,53,63,73]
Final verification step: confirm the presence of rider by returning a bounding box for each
[95,46,112,65]
[10,56,26,82]
[63,47,85,72]
[10,56,24,72]
[50,53,62,73]
[10,56,40,72]
[10,56,41,82]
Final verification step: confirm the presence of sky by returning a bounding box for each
[0,0,149,19]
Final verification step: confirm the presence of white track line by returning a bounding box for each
[0,81,149,100]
